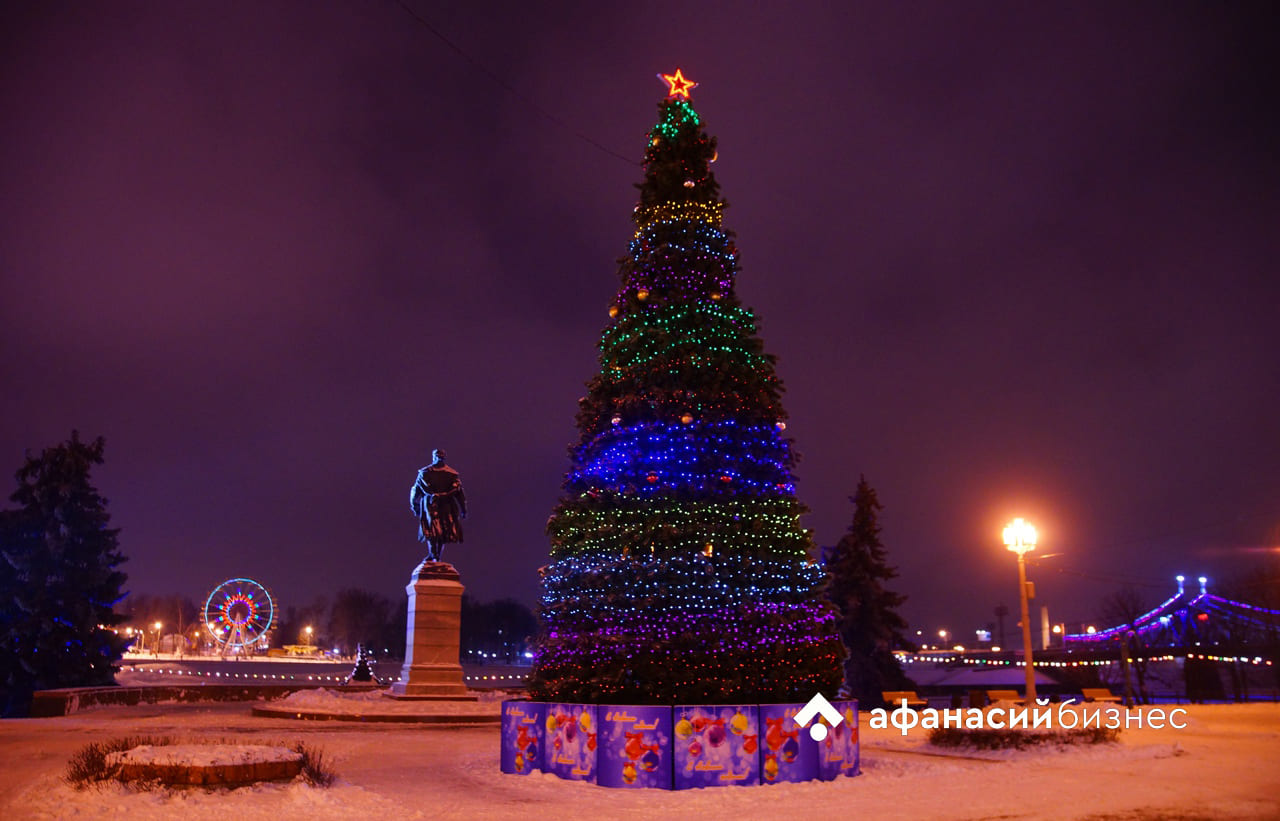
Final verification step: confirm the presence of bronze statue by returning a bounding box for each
[410,448,467,563]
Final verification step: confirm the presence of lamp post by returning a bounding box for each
[1003,518,1038,704]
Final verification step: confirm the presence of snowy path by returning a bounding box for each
[1,702,1277,820]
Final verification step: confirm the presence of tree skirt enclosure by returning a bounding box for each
[106,745,302,787]
[502,700,859,789]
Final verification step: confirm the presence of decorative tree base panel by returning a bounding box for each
[501,700,859,789]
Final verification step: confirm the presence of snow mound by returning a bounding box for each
[270,687,500,715]
[106,744,300,768]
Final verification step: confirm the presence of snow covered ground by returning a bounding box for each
[1,700,1277,820]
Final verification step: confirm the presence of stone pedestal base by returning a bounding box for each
[388,560,476,701]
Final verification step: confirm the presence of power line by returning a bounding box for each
[392,0,639,167]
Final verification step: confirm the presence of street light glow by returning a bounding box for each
[1004,517,1039,705]
[1003,518,1038,554]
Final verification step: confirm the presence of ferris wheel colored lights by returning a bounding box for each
[203,578,274,650]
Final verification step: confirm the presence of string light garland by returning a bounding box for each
[1065,576,1280,645]
[528,78,842,705]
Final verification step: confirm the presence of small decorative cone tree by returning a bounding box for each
[528,72,842,704]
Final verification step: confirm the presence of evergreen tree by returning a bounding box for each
[0,432,128,715]
[825,477,913,705]
[528,73,842,704]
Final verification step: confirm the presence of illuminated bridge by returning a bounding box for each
[1064,575,1280,651]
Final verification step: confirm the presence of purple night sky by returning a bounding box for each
[2,2,1277,638]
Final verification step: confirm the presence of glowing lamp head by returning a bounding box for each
[1003,518,1037,555]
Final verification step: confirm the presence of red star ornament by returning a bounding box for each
[658,68,697,99]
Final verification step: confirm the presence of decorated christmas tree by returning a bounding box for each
[528,71,843,704]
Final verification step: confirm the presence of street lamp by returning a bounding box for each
[153,621,163,656]
[1003,517,1038,704]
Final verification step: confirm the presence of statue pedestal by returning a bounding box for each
[388,561,476,700]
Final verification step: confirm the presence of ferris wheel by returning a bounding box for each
[203,578,275,656]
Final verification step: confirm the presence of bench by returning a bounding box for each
[1080,687,1122,703]
[882,690,928,710]
[985,689,1022,703]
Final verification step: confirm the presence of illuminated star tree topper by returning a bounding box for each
[658,67,697,99]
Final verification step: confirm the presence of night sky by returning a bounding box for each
[3,2,1277,640]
